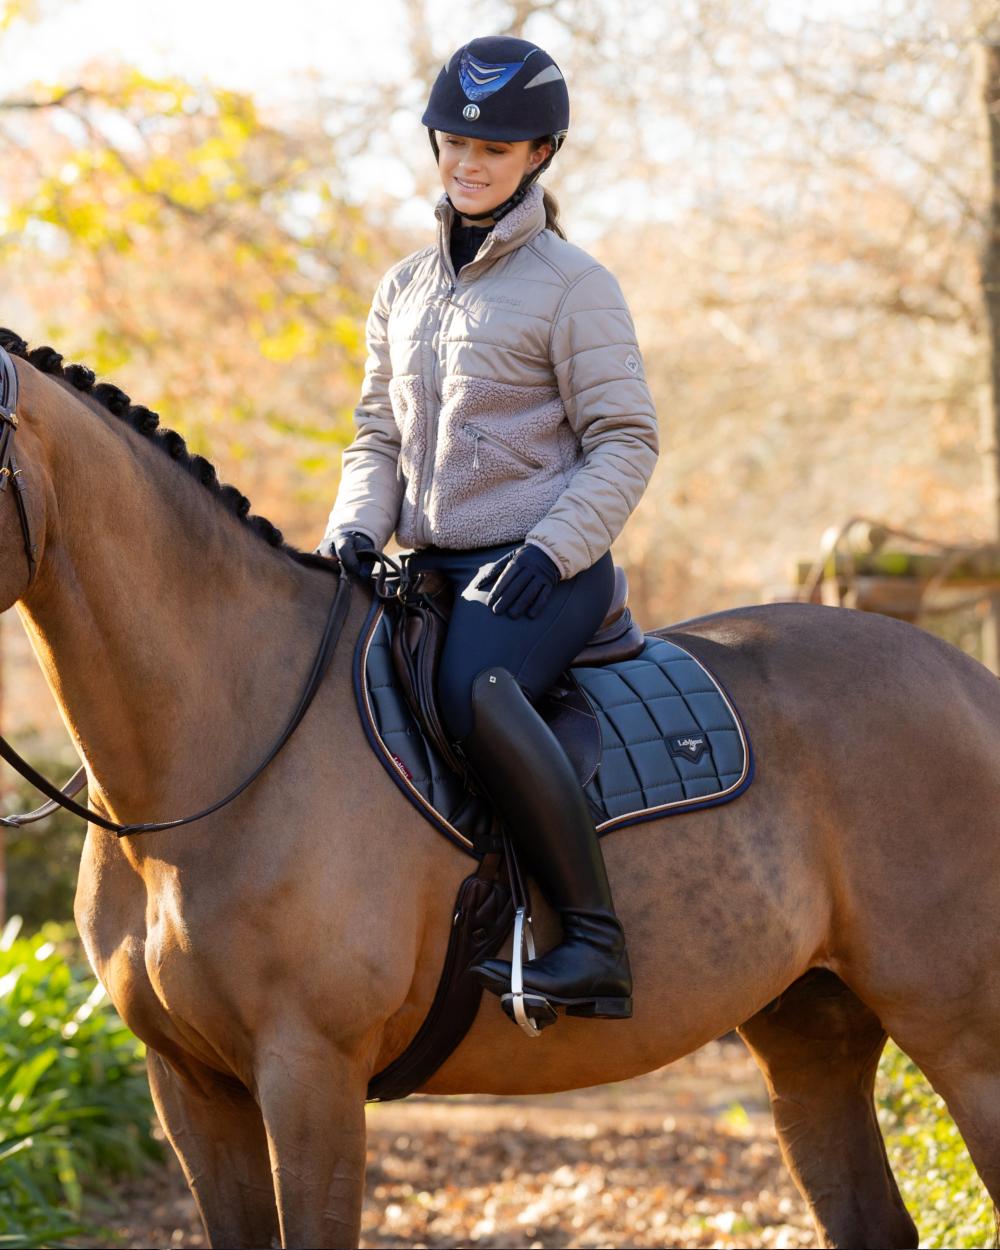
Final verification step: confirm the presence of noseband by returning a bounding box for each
[0,343,351,837]
[0,347,38,585]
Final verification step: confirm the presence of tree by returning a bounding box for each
[0,62,404,541]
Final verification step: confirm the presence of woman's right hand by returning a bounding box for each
[316,529,379,575]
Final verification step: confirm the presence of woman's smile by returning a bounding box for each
[437,132,550,222]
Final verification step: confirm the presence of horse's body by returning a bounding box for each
[2,339,997,1248]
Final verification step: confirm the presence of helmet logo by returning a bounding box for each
[459,49,527,101]
[463,103,480,121]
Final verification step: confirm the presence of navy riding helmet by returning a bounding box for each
[422,36,570,222]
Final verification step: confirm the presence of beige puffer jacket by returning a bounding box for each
[325,184,659,579]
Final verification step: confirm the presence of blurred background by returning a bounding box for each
[0,0,998,1245]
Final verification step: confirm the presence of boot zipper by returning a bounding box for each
[462,423,543,471]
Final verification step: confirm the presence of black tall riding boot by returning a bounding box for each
[460,667,632,1019]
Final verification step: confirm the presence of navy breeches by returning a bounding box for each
[408,542,615,742]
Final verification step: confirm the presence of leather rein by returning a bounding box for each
[0,343,352,838]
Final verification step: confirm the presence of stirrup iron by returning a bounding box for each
[500,904,557,1036]
[498,836,557,1036]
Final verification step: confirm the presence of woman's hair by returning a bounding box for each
[541,188,566,239]
[532,137,566,239]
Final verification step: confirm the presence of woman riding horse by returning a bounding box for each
[319,35,659,1021]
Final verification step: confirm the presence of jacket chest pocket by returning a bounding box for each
[462,423,543,473]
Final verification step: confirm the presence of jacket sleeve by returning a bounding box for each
[525,266,660,579]
[321,273,404,549]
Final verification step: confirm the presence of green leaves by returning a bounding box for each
[878,1041,994,1249]
[0,65,398,541]
[0,920,159,1247]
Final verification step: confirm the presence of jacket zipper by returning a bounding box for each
[415,280,455,543]
[462,423,543,471]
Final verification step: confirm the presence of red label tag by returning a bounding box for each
[391,753,413,781]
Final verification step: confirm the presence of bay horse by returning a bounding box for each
[1,330,996,1249]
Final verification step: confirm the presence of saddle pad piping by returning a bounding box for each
[353,600,478,855]
[591,637,753,834]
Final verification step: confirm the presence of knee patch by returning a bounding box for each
[442,665,519,743]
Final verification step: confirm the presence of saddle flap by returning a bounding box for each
[536,675,601,787]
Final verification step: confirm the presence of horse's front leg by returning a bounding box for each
[255,1026,369,1250]
[147,1050,280,1249]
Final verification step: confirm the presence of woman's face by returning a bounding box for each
[437,132,550,223]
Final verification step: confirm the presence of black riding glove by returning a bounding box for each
[475,543,561,619]
[331,529,378,576]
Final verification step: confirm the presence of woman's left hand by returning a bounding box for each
[476,544,561,619]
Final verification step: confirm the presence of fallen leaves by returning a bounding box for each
[94,1038,815,1249]
[361,1078,813,1248]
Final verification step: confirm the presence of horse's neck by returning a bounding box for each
[16,387,333,829]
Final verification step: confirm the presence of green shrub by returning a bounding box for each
[877,1040,994,1249]
[0,916,160,1247]
[3,755,87,929]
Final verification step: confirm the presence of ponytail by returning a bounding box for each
[529,136,566,239]
[541,187,566,240]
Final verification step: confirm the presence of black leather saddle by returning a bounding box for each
[384,555,644,783]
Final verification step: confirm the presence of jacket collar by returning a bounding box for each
[435,183,547,280]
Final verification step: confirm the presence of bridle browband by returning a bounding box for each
[0,343,352,838]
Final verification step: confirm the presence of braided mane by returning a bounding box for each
[0,328,297,554]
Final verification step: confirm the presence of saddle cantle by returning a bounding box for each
[354,563,753,855]
[574,565,645,666]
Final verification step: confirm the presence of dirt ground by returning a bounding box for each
[94,1037,816,1249]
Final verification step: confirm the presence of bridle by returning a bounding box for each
[0,343,352,838]
[0,347,37,586]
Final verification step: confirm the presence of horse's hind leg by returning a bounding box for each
[738,969,918,1249]
[147,1050,279,1249]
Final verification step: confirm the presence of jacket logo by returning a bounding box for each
[625,353,640,374]
[472,294,524,310]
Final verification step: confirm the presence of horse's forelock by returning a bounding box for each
[0,328,290,551]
